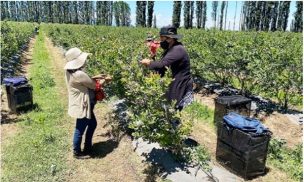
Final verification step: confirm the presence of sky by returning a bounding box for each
[126,1,298,31]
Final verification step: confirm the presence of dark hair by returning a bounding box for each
[67,67,82,74]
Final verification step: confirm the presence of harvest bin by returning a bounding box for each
[216,114,271,180]
[214,95,251,133]
[3,77,33,113]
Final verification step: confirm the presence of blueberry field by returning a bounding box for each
[1,20,303,182]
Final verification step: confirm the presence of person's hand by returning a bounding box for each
[140,59,151,66]
[98,79,106,86]
[104,75,112,83]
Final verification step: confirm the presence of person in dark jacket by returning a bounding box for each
[140,25,193,111]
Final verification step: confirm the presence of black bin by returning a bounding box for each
[3,77,33,113]
[214,95,251,132]
[216,114,271,180]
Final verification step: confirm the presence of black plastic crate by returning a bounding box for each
[217,121,270,152]
[6,83,33,113]
[214,95,251,133]
[216,122,271,180]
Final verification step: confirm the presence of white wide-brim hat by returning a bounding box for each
[64,47,90,70]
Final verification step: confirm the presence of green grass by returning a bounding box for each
[267,138,303,181]
[1,33,69,181]
[183,101,214,126]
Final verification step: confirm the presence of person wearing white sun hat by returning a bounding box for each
[64,47,111,158]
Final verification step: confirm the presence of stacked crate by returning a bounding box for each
[214,95,271,180]
[3,77,33,113]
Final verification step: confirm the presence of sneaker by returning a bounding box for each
[83,147,93,155]
[73,151,90,159]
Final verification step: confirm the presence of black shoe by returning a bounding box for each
[83,147,93,155]
[73,151,90,159]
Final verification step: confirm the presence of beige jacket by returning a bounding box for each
[65,70,95,119]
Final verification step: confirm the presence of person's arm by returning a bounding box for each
[76,71,96,89]
[142,46,185,69]
[152,46,184,68]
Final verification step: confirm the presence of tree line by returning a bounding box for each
[135,1,156,28]
[1,1,302,32]
[0,1,131,26]
[173,1,302,32]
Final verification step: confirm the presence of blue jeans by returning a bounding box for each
[73,105,97,153]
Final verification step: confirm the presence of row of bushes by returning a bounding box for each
[1,21,38,79]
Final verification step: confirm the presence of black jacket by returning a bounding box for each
[149,42,193,104]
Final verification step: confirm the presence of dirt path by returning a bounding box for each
[263,112,302,148]
[45,37,155,182]
[1,37,36,147]
[18,37,36,78]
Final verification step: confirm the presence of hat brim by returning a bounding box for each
[163,34,183,39]
[64,52,89,70]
